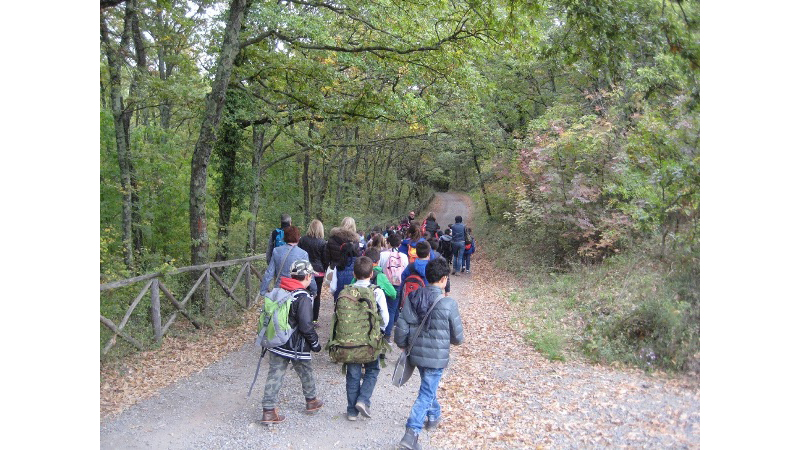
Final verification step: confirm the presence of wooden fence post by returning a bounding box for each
[204,268,211,314]
[151,278,162,343]
[245,262,251,308]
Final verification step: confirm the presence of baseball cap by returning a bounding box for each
[290,259,315,277]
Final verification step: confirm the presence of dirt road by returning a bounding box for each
[100,192,699,449]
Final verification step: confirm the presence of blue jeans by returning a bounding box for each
[451,241,465,273]
[384,290,400,338]
[462,253,471,271]
[345,358,381,417]
[406,367,444,433]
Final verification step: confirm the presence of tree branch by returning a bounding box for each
[101,0,126,9]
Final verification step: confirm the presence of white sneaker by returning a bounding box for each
[355,401,371,418]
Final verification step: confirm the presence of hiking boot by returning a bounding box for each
[305,397,324,413]
[355,401,371,418]
[425,415,442,430]
[398,428,420,449]
[260,408,285,424]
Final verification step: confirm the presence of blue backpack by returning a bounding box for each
[274,228,286,248]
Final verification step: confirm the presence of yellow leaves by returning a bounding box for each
[409,122,425,132]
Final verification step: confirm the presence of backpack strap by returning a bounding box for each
[268,245,296,291]
[405,294,445,354]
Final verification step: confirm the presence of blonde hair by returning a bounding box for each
[340,216,357,234]
[307,219,324,239]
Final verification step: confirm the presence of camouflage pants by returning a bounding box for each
[262,352,317,409]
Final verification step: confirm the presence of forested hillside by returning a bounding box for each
[101,0,698,371]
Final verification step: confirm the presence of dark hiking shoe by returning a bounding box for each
[425,415,441,430]
[355,401,371,418]
[305,397,324,413]
[260,408,285,424]
[398,427,420,449]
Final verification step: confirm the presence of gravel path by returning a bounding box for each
[100,192,699,449]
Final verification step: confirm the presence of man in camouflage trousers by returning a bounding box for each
[260,260,324,424]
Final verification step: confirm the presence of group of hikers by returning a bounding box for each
[254,211,473,449]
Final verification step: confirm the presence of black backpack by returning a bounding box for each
[439,238,452,256]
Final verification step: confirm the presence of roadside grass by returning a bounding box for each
[473,209,699,374]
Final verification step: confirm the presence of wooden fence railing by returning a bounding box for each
[100,255,264,356]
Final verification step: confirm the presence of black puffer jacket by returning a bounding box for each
[268,288,320,360]
[298,235,327,273]
[324,227,360,269]
[424,219,440,237]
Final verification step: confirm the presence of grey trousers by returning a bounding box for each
[261,351,317,409]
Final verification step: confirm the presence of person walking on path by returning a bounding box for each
[422,212,440,239]
[298,219,327,323]
[461,227,475,274]
[259,260,324,424]
[399,211,416,232]
[325,217,361,301]
[379,233,409,339]
[343,256,390,422]
[449,216,467,275]
[395,257,464,449]
[399,241,451,302]
[260,226,317,300]
[399,223,426,263]
[265,213,292,265]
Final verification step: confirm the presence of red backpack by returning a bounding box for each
[401,274,425,311]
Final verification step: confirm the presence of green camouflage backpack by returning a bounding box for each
[326,284,388,365]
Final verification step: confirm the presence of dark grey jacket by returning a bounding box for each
[394,285,464,369]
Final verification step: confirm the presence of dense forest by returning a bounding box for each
[100,0,699,370]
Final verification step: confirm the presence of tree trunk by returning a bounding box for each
[214,120,241,264]
[335,146,346,212]
[316,144,330,219]
[247,125,266,253]
[189,0,248,267]
[378,147,394,215]
[470,141,492,217]
[101,8,135,270]
[303,152,311,225]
